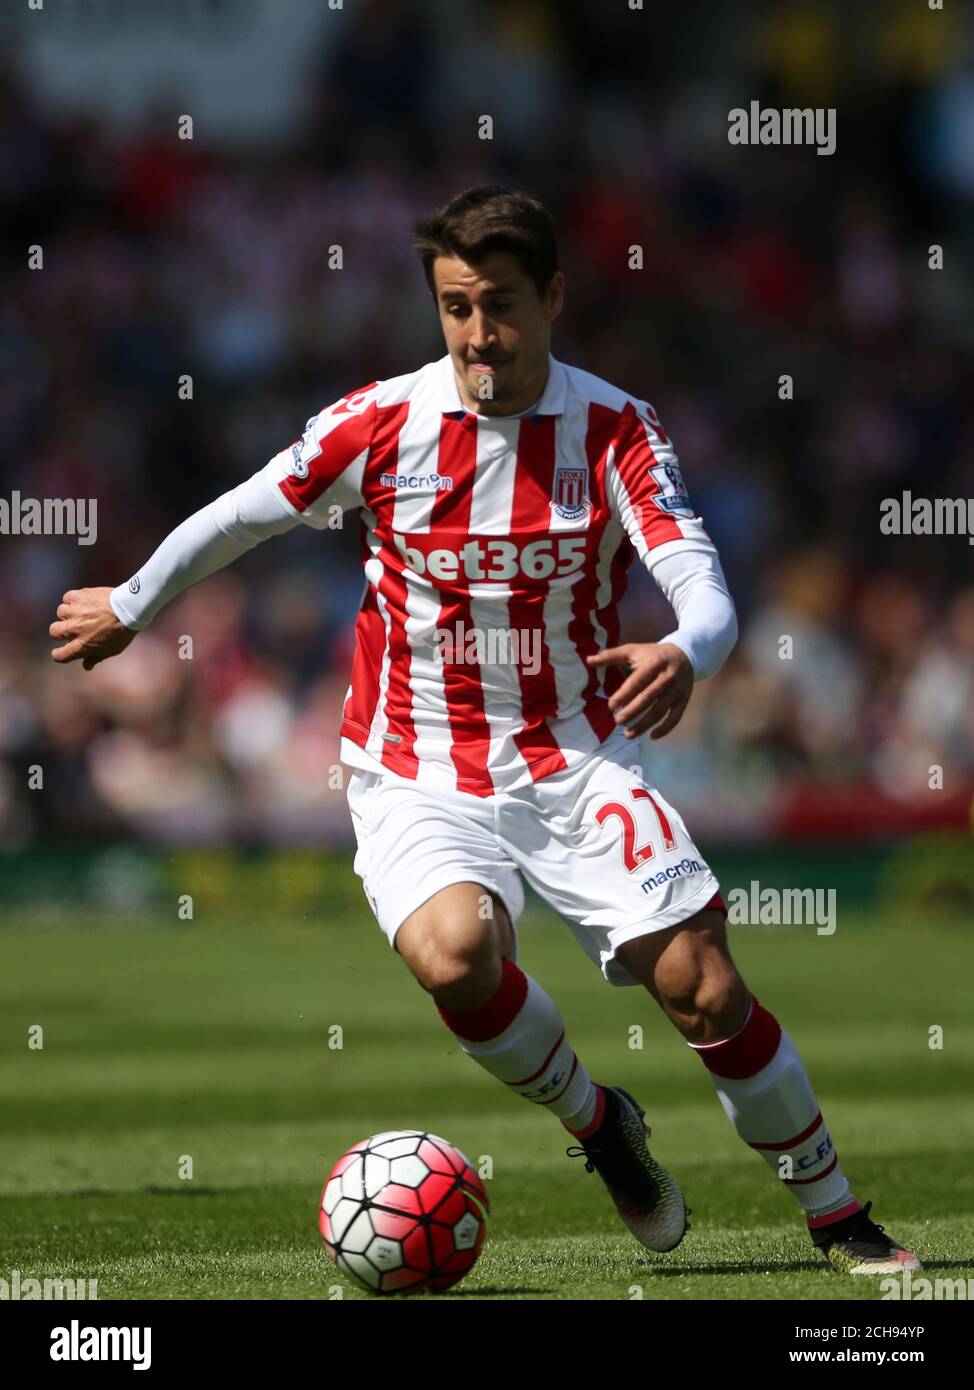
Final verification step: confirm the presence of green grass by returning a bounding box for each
[1,903,971,1299]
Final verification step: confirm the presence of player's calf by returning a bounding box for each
[617,906,750,1043]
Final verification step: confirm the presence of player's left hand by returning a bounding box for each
[585,642,693,740]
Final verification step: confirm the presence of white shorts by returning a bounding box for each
[345,728,724,988]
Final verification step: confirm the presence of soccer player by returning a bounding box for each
[50,186,918,1276]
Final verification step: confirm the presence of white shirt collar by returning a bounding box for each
[431,352,568,418]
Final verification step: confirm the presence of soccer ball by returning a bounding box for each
[319,1130,489,1295]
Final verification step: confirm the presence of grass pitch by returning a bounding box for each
[1,894,971,1300]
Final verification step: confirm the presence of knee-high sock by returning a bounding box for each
[436,959,605,1136]
[688,996,861,1225]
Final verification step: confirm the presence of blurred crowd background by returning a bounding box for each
[1,0,973,851]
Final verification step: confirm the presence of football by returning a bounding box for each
[319,1129,490,1294]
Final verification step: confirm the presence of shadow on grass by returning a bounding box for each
[635,1257,974,1276]
[23,1185,291,1200]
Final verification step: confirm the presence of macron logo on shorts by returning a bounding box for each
[640,857,703,894]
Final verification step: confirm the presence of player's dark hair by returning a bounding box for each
[412,185,559,300]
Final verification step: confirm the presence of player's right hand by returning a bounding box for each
[49,587,136,670]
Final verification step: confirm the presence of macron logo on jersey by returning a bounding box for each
[380,472,454,493]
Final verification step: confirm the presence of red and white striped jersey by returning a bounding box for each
[265,353,720,796]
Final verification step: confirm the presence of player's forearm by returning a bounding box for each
[109,471,297,630]
[649,547,739,681]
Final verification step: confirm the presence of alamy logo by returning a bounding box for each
[0,493,97,545]
[880,493,974,545]
[881,1271,974,1300]
[727,881,836,935]
[728,101,836,156]
[50,1320,150,1371]
[1,1268,97,1300]
[433,620,540,675]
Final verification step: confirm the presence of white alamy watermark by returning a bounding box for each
[880,493,974,545]
[50,1321,150,1371]
[1,1268,98,1300]
[728,101,836,156]
[433,621,541,675]
[0,493,97,545]
[882,1271,974,1300]
[727,881,836,935]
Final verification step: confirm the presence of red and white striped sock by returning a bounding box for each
[436,959,605,1136]
[688,995,861,1227]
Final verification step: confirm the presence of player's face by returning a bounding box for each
[432,252,564,416]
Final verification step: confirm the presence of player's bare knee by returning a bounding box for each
[696,971,749,1033]
[419,942,504,1008]
[396,910,504,1003]
[661,967,750,1044]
